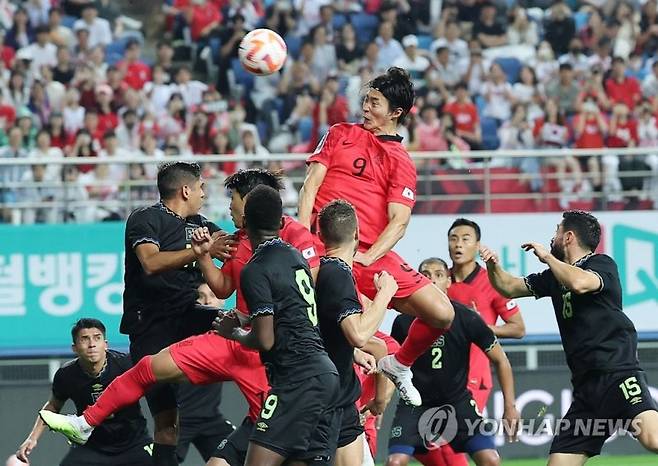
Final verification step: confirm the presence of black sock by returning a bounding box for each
[152,443,178,466]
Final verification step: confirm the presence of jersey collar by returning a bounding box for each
[320,256,352,272]
[156,201,186,222]
[253,237,284,255]
[377,134,403,142]
[451,263,481,284]
[572,252,594,267]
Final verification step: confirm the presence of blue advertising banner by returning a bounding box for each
[0,221,234,355]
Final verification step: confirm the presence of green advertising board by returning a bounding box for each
[0,221,234,355]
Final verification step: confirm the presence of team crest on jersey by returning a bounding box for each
[91,383,104,403]
[391,426,402,438]
[185,227,195,241]
[256,422,269,432]
[302,247,316,259]
[431,335,445,348]
[402,187,415,200]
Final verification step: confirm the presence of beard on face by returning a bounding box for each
[550,237,565,261]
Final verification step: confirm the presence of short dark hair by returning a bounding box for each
[366,67,415,124]
[559,62,573,71]
[244,185,282,233]
[318,200,357,247]
[71,318,106,343]
[419,257,449,271]
[157,161,201,200]
[225,168,285,199]
[561,210,601,251]
[448,218,481,241]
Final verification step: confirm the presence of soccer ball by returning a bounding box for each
[238,29,287,76]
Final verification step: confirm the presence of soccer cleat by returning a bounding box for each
[39,410,93,445]
[377,355,422,406]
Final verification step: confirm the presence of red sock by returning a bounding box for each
[395,318,448,367]
[84,356,156,426]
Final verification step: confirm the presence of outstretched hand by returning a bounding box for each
[521,242,551,264]
[479,245,500,265]
[208,231,237,261]
[191,227,213,256]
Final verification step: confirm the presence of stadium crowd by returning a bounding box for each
[2,0,658,224]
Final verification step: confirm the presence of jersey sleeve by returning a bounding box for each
[386,154,417,209]
[524,268,555,299]
[583,254,618,294]
[126,210,160,250]
[491,292,520,321]
[51,368,69,402]
[240,264,274,319]
[289,224,320,269]
[306,124,345,167]
[323,265,362,325]
[461,304,498,354]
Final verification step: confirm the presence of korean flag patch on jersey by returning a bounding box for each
[302,247,316,260]
[402,187,415,201]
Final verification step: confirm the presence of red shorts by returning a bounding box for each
[353,249,430,300]
[169,332,269,420]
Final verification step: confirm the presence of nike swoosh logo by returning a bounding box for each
[342,140,351,145]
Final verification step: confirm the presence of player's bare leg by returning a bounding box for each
[335,434,364,466]
[244,442,286,466]
[385,453,412,466]
[547,453,588,466]
[633,410,658,453]
[206,458,230,466]
[378,284,454,406]
[470,449,500,466]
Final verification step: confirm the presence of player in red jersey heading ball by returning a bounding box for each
[298,67,455,405]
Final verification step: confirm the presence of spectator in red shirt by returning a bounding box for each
[607,102,643,200]
[573,98,607,194]
[118,39,152,90]
[308,74,349,151]
[443,81,482,150]
[187,109,213,154]
[0,89,17,128]
[0,30,15,69]
[95,84,119,134]
[605,56,641,110]
[186,0,221,43]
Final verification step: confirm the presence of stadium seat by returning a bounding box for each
[285,34,302,60]
[494,57,522,83]
[333,13,348,30]
[62,15,77,29]
[417,34,432,51]
[573,11,590,32]
[351,13,379,43]
[105,39,127,66]
[475,94,486,116]
[480,117,500,150]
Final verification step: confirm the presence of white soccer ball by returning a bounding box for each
[238,28,287,76]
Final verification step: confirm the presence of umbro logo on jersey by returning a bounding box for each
[402,187,415,200]
[302,247,316,259]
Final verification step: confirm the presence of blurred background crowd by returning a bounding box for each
[1,0,658,224]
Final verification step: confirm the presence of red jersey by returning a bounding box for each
[444,100,479,134]
[119,60,152,90]
[605,76,641,110]
[607,119,638,148]
[448,264,519,390]
[307,123,417,247]
[221,215,320,316]
[574,114,606,149]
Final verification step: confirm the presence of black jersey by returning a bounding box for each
[121,202,219,335]
[524,253,639,381]
[240,238,337,387]
[391,301,497,405]
[51,350,151,454]
[177,383,223,421]
[316,257,363,408]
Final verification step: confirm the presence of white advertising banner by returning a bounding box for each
[388,211,658,336]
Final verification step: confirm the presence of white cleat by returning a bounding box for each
[377,355,422,406]
[39,410,93,445]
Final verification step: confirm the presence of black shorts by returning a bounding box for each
[60,442,152,466]
[129,305,216,415]
[212,417,253,466]
[176,414,235,462]
[550,370,657,457]
[388,395,494,456]
[337,404,364,449]
[250,372,341,463]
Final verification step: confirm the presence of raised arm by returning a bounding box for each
[298,162,327,230]
[16,396,65,462]
[340,272,398,348]
[191,227,235,298]
[479,245,533,299]
[356,202,411,266]
[135,243,196,276]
